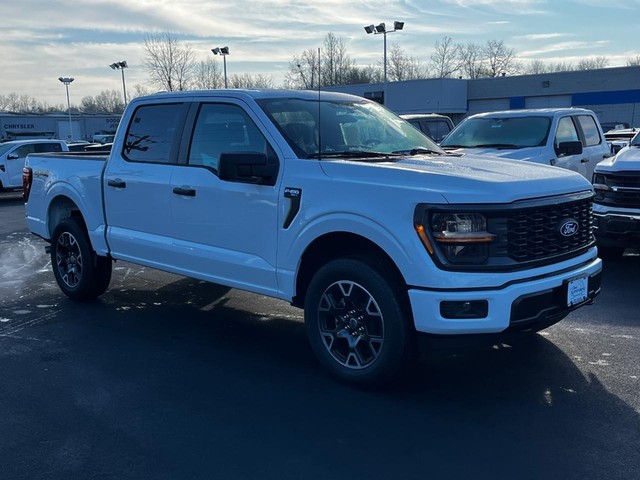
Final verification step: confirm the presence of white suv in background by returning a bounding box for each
[440,108,611,179]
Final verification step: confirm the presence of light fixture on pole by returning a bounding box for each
[364,21,404,104]
[58,76,75,140]
[211,46,230,88]
[109,60,128,105]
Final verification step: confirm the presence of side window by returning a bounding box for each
[576,115,602,146]
[408,120,423,133]
[124,103,185,163]
[14,144,36,158]
[555,117,580,145]
[427,121,452,143]
[188,103,269,171]
[34,143,63,153]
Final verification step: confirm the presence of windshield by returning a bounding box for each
[631,132,640,147]
[0,144,16,156]
[257,97,443,159]
[441,116,552,149]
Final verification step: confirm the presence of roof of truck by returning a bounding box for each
[136,89,364,103]
[468,108,596,119]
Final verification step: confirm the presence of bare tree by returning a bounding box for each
[286,48,320,89]
[192,58,224,90]
[576,56,609,70]
[627,55,640,66]
[143,32,196,91]
[286,33,357,88]
[131,84,154,99]
[386,43,425,81]
[81,90,124,114]
[321,32,356,86]
[484,39,518,77]
[458,43,485,79]
[229,73,274,89]
[430,36,461,78]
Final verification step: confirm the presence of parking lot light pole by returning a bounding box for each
[211,46,230,88]
[109,61,129,105]
[364,21,404,104]
[58,76,75,140]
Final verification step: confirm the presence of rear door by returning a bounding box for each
[574,114,609,179]
[104,101,189,265]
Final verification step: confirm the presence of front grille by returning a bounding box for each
[506,197,593,262]
[594,172,640,208]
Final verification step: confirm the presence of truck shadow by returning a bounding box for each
[47,271,639,480]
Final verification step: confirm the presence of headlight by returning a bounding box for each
[427,213,496,265]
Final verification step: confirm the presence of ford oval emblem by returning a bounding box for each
[559,219,579,237]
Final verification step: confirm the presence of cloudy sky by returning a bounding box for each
[4,0,639,106]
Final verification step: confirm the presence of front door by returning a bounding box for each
[169,101,281,296]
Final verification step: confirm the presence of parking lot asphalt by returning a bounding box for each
[1,193,639,480]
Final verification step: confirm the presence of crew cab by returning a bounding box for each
[592,130,640,257]
[440,108,610,180]
[23,90,602,386]
[0,139,68,191]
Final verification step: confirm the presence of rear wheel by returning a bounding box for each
[51,218,112,301]
[304,258,415,386]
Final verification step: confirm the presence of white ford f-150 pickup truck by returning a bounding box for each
[23,90,602,386]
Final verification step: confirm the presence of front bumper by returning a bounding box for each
[593,205,640,248]
[408,256,602,335]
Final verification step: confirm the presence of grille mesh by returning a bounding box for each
[507,198,593,262]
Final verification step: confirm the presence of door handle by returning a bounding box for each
[580,158,589,163]
[173,186,196,197]
[107,179,126,188]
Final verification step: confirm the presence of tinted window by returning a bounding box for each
[34,143,63,153]
[188,103,269,171]
[426,120,452,143]
[14,144,36,158]
[576,115,602,147]
[124,103,185,163]
[555,117,580,144]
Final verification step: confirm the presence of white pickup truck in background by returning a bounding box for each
[440,108,611,180]
[0,139,68,191]
[592,130,640,258]
[23,90,602,385]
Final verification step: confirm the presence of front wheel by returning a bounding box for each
[304,258,415,386]
[51,218,112,301]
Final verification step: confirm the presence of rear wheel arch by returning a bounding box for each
[47,195,86,238]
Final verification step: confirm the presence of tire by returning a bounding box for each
[304,258,415,387]
[598,245,625,260]
[51,218,112,301]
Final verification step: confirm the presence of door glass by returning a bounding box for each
[555,117,580,145]
[14,144,36,158]
[123,103,185,164]
[188,103,269,171]
[34,143,63,153]
[576,115,602,146]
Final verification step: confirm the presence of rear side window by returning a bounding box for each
[426,120,452,143]
[123,103,186,163]
[34,143,63,153]
[576,115,602,146]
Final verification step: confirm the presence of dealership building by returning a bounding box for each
[0,113,120,142]
[329,65,640,128]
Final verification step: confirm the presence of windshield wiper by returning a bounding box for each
[307,150,400,160]
[391,147,442,156]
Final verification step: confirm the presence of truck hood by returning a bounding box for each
[596,146,640,172]
[319,153,591,204]
[444,146,544,162]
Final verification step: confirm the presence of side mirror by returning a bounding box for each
[218,152,278,185]
[555,141,583,157]
[7,153,19,160]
